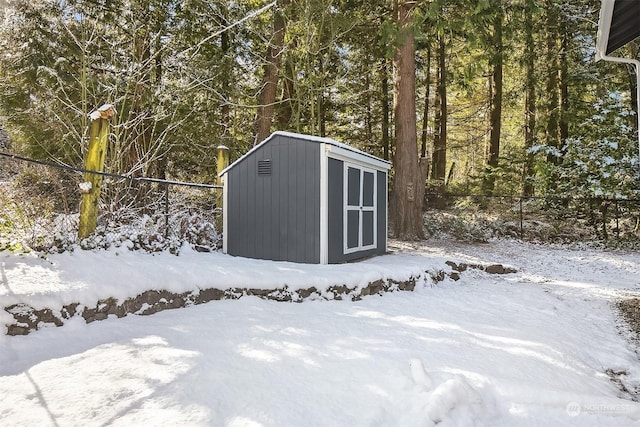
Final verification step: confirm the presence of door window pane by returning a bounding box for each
[363,171,374,207]
[362,211,374,246]
[347,210,360,249]
[347,167,360,206]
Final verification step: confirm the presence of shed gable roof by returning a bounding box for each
[219,131,391,176]
[596,0,640,57]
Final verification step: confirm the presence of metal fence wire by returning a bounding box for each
[2,151,640,246]
[424,192,640,242]
[1,151,222,251]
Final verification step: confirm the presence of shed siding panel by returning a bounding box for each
[327,158,343,264]
[226,135,320,263]
[276,142,288,260]
[306,141,320,262]
[226,132,386,264]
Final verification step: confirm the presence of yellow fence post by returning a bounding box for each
[78,104,116,239]
[215,145,229,234]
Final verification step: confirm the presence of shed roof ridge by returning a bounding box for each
[219,131,390,176]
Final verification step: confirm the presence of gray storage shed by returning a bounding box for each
[219,131,391,264]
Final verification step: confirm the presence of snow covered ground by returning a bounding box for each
[2,239,640,426]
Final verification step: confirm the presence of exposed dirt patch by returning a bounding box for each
[618,298,640,339]
[613,298,640,400]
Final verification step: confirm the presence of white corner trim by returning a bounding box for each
[222,174,228,254]
[595,0,615,61]
[384,170,389,253]
[319,144,329,264]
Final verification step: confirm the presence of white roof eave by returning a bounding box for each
[218,131,391,176]
[595,0,615,61]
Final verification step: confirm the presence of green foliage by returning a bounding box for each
[0,0,637,244]
[548,91,640,198]
[0,176,56,253]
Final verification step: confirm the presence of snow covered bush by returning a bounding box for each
[424,212,490,243]
[0,177,56,252]
[1,172,221,254]
[557,92,639,200]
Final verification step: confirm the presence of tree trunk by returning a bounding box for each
[482,1,503,195]
[365,55,373,147]
[559,15,569,154]
[421,44,431,159]
[254,0,289,145]
[220,5,232,144]
[627,43,639,132]
[545,1,559,166]
[381,58,391,161]
[431,33,446,182]
[544,1,560,193]
[278,50,296,130]
[390,0,425,240]
[318,56,326,137]
[523,0,536,197]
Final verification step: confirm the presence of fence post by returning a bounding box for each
[519,197,524,240]
[615,199,620,239]
[164,183,170,238]
[215,145,229,234]
[78,104,116,239]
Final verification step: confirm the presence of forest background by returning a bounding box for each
[0,0,639,250]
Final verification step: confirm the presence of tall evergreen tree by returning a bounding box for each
[390,0,426,239]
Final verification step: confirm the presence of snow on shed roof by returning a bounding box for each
[219,131,391,176]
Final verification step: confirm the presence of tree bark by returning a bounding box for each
[254,0,289,145]
[559,15,569,154]
[220,4,232,143]
[545,1,559,165]
[278,50,296,130]
[482,2,503,194]
[628,43,639,132]
[390,0,425,240]
[523,0,536,197]
[420,43,431,159]
[431,33,446,183]
[381,58,391,161]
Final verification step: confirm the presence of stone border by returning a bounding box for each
[4,262,515,336]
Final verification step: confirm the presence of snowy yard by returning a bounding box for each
[2,239,640,426]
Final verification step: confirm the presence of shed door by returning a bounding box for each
[344,163,376,254]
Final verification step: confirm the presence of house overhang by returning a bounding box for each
[595,0,640,171]
[595,0,640,59]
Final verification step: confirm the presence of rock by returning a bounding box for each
[445,261,459,271]
[4,271,446,336]
[456,263,470,272]
[61,303,80,319]
[34,308,63,327]
[196,288,225,303]
[430,270,446,283]
[7,324,29,336]
[361,279,385,296]
[485,264,517,274]
[297,287,318,299]
[393,278,416,291]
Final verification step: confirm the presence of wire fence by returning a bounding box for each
[2,150,640,249]
[424,192,640,243]
[1,151,222,251]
